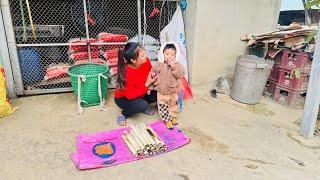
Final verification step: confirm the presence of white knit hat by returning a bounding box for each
[157,41,180,63]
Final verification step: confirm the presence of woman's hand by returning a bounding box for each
[145,72,158,87]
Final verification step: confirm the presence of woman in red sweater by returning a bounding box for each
[114,42,157,126]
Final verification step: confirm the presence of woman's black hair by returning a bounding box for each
[163,43,176,53]
[117,42,140,90]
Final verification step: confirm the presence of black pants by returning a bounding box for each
[114,90,157,117]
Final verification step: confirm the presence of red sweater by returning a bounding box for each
[114,59,152,100]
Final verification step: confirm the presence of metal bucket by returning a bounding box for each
[230,55,274,104]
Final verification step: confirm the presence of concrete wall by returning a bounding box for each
[184,0,197,83]
[0,52,3,65]
[185,0,282,85]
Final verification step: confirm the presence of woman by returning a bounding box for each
[114,42,157,126]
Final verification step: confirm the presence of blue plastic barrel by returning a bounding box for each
[18,48,44,84]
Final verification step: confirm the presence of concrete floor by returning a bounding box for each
[1,86,320,179]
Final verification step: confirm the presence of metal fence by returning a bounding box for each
[5,0,178,95]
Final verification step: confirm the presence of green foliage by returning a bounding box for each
[306,0,320,8]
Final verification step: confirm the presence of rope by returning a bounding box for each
[98,73,108,111]
[77,75,86,114]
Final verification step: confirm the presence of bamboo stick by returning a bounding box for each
[128,127,144,150]
[138,124,153,144]
[146,128,161,144]
[25,0,37,39]
[143,150,150,157]
[140,123,157,145]
[122,124,170,157]
[133,125,149,151]
[134,124,150,147]
[147,126,165,146]
[137,124,151,145]
[150,146,156,152]
[126,132,141,149]
[151,127,167,151]
[130,124,149,147]
[125,133,142,154]
[122,135,138,157]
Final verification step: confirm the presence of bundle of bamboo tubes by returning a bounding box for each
[122,123,167,157]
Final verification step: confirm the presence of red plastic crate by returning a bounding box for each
[274,85,306,107]
[278,68,309,91]
[266,79,277,94]
[274,51,283,65]
[269,64,280,81]
[267,48,283,65]
[280,50,311,70]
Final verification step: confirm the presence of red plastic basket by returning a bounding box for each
[280,50,311,70]
[277,68,309,91]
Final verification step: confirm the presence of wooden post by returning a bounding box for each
[302,0,312,26]
[300,25,320,138]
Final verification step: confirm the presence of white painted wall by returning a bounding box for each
[185,0,282,85]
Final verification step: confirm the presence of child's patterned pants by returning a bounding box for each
[157,92,179,122]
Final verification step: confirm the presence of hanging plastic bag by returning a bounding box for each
[180,76,193,100]
[159,6,188,81]
[0,65,17,118]
[159,7,193,99]
[129,34,160,60]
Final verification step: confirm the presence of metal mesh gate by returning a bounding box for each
[7,0,178,95]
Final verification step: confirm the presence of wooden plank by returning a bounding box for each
[300,26,320,139]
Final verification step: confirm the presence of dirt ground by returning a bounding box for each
[1,85,320,179]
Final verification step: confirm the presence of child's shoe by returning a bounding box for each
[171,118,178,125]
[165,121,174,130]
